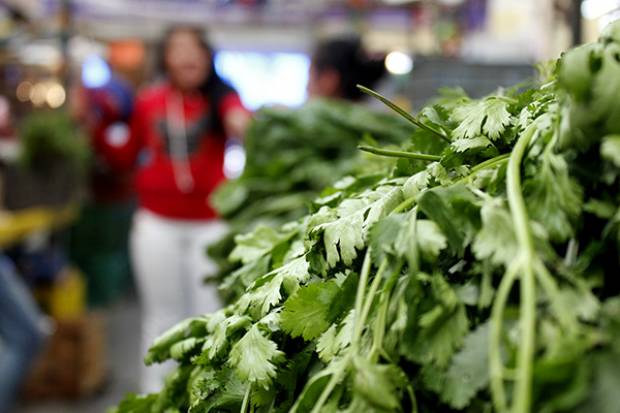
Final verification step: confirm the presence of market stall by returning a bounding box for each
[0,1,618,413]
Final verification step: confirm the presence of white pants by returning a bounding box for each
[130,209,228,393]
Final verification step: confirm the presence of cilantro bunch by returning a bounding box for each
[116,22,620,413]
[208,100,411,301]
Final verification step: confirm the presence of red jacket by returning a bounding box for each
[95,82,246,219]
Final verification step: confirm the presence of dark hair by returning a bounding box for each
[159,25,234,132]
[312,36,386,101]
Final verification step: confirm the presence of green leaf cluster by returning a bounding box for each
[208,100,412,300]
[115,21,620,413]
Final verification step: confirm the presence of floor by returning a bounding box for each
[12,297,142,413]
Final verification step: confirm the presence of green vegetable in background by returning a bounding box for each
[116,22,620,413]
[208,99,412,301]
[19,110,90,174]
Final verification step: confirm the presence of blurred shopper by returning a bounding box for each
[94,26,250,393]
[0,254,47,412]
[70,73,136,307]
[307,36,386,101]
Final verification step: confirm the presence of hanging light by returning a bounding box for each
[82,54,111,89]
[16,81,33,102]
[46,82,66,108]
[385,51,414,75]
[30,83,47,106]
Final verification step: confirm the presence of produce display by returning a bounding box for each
[208,100,412,301]
[19,110,90,174]
[116,22,620,413]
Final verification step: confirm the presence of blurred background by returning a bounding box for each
[0,1,617,412]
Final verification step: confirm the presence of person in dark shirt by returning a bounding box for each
[307,36,387,101]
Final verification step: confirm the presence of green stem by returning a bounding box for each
[359,260,388,324]
[352,250,372,352]
[358,145,442,162]
[353,259,386,355]
[393,154,509,216]
[506,124,538,413]
[455,153,510,185]
[356,260,388,352]
[406,384,419,413]
[370,262,403,362]
[357,85,451,143]
[392,197,416,214]
[514,264,536,413]
[503,368,518,381]
[310,359,349,413]
[489,262,519,413]
[534,260,576,331]
[507,126,537,254]
[241,384,251,413]
[369,300,389,362]
[408,209,420,273]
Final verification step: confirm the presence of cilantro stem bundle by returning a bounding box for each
[116,22,620,413]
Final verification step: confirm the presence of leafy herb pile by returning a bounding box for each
[116,23,620,413]
[19,110,90,174]
[209,100,411,300]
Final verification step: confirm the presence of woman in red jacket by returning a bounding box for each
[96,26,249,392]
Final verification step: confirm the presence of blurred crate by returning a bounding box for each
[21,313,107,399]
[34,267,86,320]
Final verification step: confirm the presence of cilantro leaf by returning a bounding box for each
[145,317,208,365]
[417,219,448,260]
[170,337,202,362]
[188,366,218,410]
[197,368,246,411]
[524,151,583,242]
[451,136,493,153]
[199,314,251,361]
[352,357,406,411]
[317,310,355,362]
[237,256,310,317]
[558,43,600,102]
[369,213,406,264]
[402,274,470,367]
[402,170,430,199]
[473,199,518,266]
[452,97,512,141]
[228,324,284,385]
[230,225,295,264]
[591,45,620,133]
[280,280,341,340]
[418,185,480,255]
[405,304,469,367]
[439,322,490,408]
[113,393,158,413]
[311,185,402,267]
[601,135,620,167]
